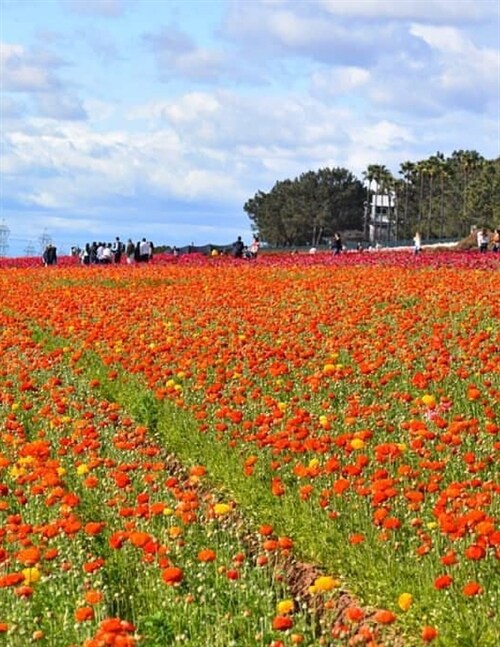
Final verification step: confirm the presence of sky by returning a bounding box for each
[1,0,499,256]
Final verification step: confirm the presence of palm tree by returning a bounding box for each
[451,150,485,235]
[424,153,445,239]
[362,166,376,240]
[364,164,391,243]
[399,161,416,240]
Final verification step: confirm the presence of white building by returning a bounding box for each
[368,193,397,244]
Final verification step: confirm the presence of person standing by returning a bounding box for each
[492,228,500,252]
[477,228,489,253]
[413,231,422,254]
[112,237,123,263]
[80,243,91,265]
[232,236,244,258]
[43,243,57,266]
[332,232,342,255]
[249,236,260,258]
[126,239,135,264]
[139,238,151,262]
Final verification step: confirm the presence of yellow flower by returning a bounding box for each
[213,503,231,516]
[311,576,340,593]
[9,465,26,478]
[23,567,41,585]
[398,592,413,611]
[76,463,89,476]
[350,438,365,450]
[421,394,436,407]
[277,599,294,615]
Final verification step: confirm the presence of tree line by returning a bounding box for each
[244,150,500,246]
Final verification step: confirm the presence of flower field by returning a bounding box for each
[0,251,498,646]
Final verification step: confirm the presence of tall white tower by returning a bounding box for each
[0,220,10,257]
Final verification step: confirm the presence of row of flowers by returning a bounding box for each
[1,251,498,644]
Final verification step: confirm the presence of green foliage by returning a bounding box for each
[245,151,499,245]
[244,167,365,246]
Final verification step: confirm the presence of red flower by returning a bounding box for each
[464,544,485,561]
[421,625,438,642]
[434,574,453,590]
[272,615,293,631]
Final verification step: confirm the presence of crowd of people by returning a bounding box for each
[79,238,154,265]
[230,235,261,259]
[44,228,500,267]
[477,227,500,253]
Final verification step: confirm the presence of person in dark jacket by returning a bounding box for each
[233,236,244,258]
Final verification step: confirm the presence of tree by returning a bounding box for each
[244,168,364,247]
[398,160,417,239]
[466,158,500,227]
[451,150,485,235]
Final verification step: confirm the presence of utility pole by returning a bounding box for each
[0,220,10,257]
[38,228,52,253]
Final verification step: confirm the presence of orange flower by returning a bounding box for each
[462,581,482,597]
[75,606,94,622]
[85,521,105,536]
[129,531,151,548]
[16,546,41,566]
[161,566,183,585]
[198,548,216,562]
[373,609,396,624]
[344,607,364,623]
[85,590,103,605]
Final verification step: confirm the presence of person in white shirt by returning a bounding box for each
[139,238,151,262]
[413,231,422,254]
[477,228,489,253]
[101,244,113,264]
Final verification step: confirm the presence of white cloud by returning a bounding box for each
[410,23,500,107]
[65,0,131,18]
[0,43,59,92]
[310,66,371,95]
[316,0,495,22]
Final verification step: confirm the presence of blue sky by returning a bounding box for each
[1,0,499,256]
